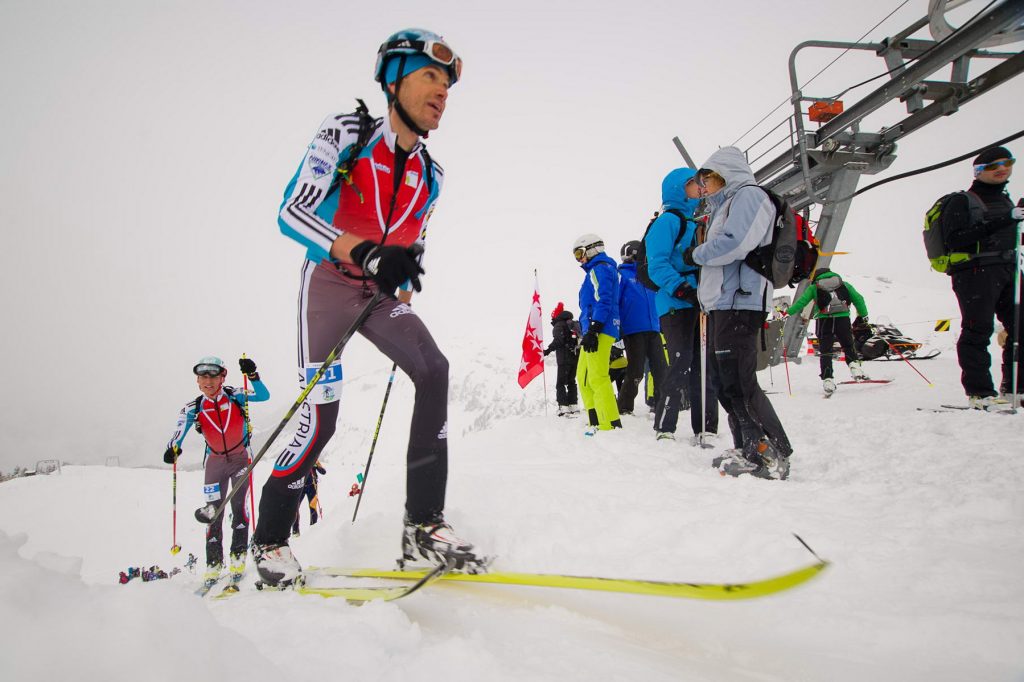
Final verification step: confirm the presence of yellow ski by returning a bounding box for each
[309,560,828,601]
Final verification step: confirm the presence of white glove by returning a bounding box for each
[1011,207,1024,220]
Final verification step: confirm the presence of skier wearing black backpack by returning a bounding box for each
[682,148,793,480]
[782,268,869,395]
[643,167,703,441]
[163,356,270,584]
[937,146,1023,411]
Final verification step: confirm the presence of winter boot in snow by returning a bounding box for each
[849,361,867,381]
[194,503,217,524]
[968,395,1014,412]
[712,448,743,469]
[228,552,245,582]
[823,378,837,395]
[252,543,302,587]
[401,514,488,573]
[202,563,222,584]
[721,439,789,480]
[656,431,676,442]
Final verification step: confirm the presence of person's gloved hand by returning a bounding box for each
[238,358,259,381]
[349,240,424,296]
[543,348,552,356]
[163,446,179,464]
[681,247,697,267]
[1011,206,1024,220]
[581,321,603,352]
[671,283,698,305]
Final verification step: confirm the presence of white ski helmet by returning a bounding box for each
[193,356,226,377]
[572,233,605,262]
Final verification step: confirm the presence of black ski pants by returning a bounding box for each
[654,308,698,434]
[711,309,792,455]
[815,316,859,380]
[617,331,668,414]
[688,313,720,436]
[554,353,579,406]
[951,263,1024,396]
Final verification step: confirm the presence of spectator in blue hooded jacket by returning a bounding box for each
[644,167,704,441]
[616,241,667,415]
[573,233,622,433]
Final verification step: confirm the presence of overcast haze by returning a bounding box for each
[1,0,1021,471]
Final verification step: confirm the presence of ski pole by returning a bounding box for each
[698,311,708,446]
[204,290,386,525]
[170,447,181,555]
[241,353,257,528]
[1009,198,1023,412]
[352,362,398,523]
[872,323,933,386]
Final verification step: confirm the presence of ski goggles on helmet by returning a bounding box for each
[379,38,462,83]
[974,157,1015,173]
[193,364,225,377]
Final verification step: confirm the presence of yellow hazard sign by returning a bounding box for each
[934,319,951,332]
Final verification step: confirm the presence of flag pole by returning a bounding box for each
[536,268,548,415]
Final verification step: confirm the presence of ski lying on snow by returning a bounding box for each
[308,560,828,601]
[195,575,228,597]
[839,378,892,385]
[295,559,453,602]
[871,350,940,361]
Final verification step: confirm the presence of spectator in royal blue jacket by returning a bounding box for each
[573,233,622,434]
[617,241,667,415]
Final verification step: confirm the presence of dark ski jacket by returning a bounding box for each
[546,311,580,365]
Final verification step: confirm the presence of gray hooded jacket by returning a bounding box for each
[691,147,773,312]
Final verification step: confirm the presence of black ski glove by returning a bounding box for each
[671,283,699,304]
[681,246,697,267]
[581,321,603,352]
[163,447,179,464]
[350,240,424,296]
[238,358,259,381]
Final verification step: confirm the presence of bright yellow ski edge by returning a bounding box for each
[311,561,830,601]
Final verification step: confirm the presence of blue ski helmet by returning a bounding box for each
[193,356,226,376]
[374,28,462,89]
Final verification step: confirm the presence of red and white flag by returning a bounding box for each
[517,275,545,389]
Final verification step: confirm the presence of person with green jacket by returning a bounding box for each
[784,269,869,395]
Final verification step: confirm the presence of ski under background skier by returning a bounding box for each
[938,145,1023,410]
[543,302,580,416]
[163,356,269,584]
[573,233,623,434]
[616,240,668,416]
[291,461,326,536]
[683,148,793,480]
[782,268,869,395]
[251,28,486,587]
[643,168,706,441]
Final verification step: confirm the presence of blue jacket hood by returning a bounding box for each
[661,167,700,216]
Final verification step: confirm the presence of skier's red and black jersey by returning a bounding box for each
[166,381,270,457]
[277,109,443,277]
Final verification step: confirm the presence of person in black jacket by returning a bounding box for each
[940,146,1024,410]
[544,302,580,416]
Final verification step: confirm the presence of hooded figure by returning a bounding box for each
[645,167,702,318]
[685,147,792,480]
[690,147,774,312]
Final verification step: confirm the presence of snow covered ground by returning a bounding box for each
[1,278,1023,682]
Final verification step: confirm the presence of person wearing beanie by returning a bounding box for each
[939,146,1023,411]
[544,302,581,416]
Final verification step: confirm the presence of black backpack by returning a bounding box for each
[636,209,689,292]
[743,186,818,288]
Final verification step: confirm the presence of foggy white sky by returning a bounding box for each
[0,0,1020,470]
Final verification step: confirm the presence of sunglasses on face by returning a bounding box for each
[975,158,1015,173]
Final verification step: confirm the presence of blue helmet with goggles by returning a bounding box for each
[193,356,226,377]
[374,28,462,90]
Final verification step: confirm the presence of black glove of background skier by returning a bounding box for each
[350,241,424,296]
[163,447,179,464]
[581,321,603,352]
[671,283,699,305]
[238,358,259,381]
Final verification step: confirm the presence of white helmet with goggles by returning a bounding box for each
[192,356,226,377]
[572,234,605,262]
